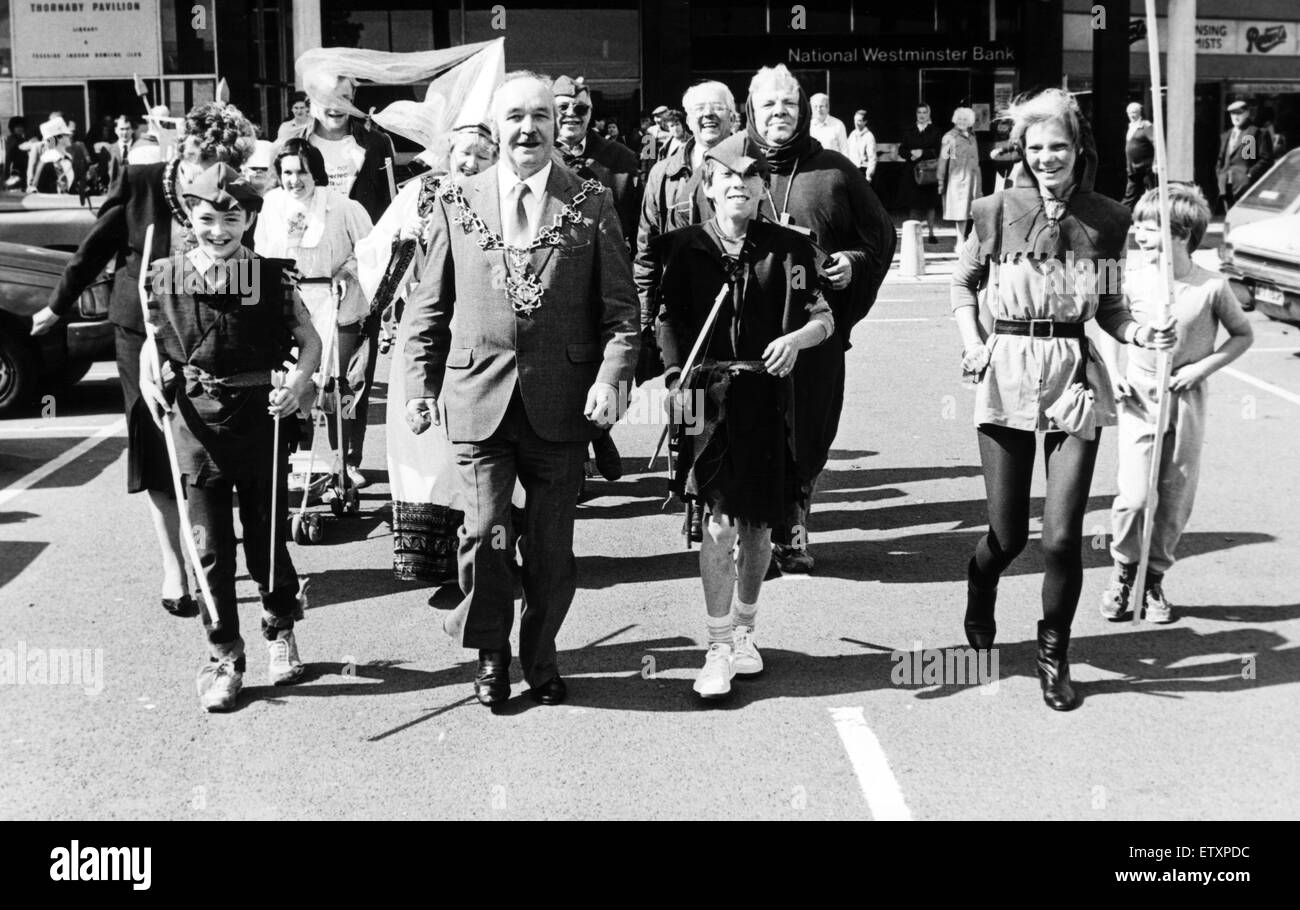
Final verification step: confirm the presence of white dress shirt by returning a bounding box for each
[498,161,553,244]
[846,127,877,176]
[810,115,848,155]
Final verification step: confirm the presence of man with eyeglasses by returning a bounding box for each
[552,74,642,484]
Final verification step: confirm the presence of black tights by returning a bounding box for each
[971,424,1101,631]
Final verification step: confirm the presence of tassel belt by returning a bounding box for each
[993,318,1085,339]
[179,364,272,397]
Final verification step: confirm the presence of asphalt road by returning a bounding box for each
[2,259,1298,820]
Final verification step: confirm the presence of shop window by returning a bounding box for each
[162,0,216,76]
[690,1,767,37]
[455,3,640,83]
[771,0,852,35]
[0,0,11,77]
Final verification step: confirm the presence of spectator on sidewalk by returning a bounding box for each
[899,103,942,245]
[809,93,848,155]
[1121,102,1155,211]
[938,106,982,241]
[845,109,876,183]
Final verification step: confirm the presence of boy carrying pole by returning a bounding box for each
[139,163,322,712]
[1098,184,1253,623]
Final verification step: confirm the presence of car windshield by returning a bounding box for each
[1237,149,1300,213]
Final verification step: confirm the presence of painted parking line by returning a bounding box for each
[828,706,913,821]
[1222,366,1300,407]
[0,418,125,509]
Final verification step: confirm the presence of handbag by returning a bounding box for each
[914,158,939,186]
[1044,338,1098,440]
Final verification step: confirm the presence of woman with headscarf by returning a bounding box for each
[938,106,982,241]
[702,64,895,575]
[951,89,1175,711]
[355,123,523,586]
[31,102,257,618]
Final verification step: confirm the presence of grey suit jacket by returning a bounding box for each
[404,162,640,444]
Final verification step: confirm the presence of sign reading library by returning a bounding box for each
[13,1,161,78]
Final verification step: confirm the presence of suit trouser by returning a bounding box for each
[1109,368,1207,576]
[445,388,587,687]
[1122,165,1154,210]
[185,467,301,662]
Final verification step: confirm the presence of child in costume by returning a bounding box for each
[1099,184,1253,623]
[139,163,322,712]
[657,145,834,700]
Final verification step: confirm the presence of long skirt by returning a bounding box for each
[385,326,524,583]
[670,360,801,528]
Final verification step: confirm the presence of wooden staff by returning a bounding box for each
[646,283,730,471]
[135,224,221,628]
[1132,0,1179,621]
[269,369,286,591]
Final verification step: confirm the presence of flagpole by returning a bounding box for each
[1132,0,1179,621]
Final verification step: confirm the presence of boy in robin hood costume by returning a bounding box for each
[139,163,322,712]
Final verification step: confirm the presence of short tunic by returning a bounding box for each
[951,240,1137,433]
[147,248,296,485]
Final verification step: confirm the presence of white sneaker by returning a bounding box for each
[731,627,764,676]
[267,630,304,685]
[345,464,369,489]
[693,643,735,699]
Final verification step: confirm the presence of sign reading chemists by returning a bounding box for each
[13,1,161,78]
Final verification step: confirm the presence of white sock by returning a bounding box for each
[734,600,758,633]
[706,614,733,647]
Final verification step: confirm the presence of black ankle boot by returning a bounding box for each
[1036,620,1079,711]
[964,558,997,650]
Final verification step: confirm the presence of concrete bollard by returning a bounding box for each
[899,219,926,277]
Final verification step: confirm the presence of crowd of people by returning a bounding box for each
[24,57,1258,717]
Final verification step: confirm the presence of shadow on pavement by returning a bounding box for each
[0,540,49,591]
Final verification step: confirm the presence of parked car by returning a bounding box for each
[0,191,102,252]
[0,240,113,416]
[1220,148,1300,327]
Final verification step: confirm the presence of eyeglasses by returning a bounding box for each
[557,101,591,117]
[688,102,731,116]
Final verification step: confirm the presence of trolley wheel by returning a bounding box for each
[330,496,344,516]
[306,514,325,544]
[291,514,305,544]
[343,487,360,515]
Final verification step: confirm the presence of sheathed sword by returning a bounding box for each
[646,282,730,471]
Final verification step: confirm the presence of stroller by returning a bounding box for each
[289,280,362,544]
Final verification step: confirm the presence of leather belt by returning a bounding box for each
[994,318,1085,339]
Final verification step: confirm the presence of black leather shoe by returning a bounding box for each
[162,595,199,618]
[1036,621,1079,711]
[591,431,623,481]
[528,676,567,705]
[474,648,511,706]
[964,558,997,650]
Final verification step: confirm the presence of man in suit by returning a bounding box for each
[99,115,136,190]
[1121,102,1155,211]
[1217,100,1274,212]
[404,72,639,707]
[551,74,642,483]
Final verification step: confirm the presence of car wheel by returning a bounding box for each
[0,333,39,416]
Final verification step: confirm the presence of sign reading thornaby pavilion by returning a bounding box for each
[13,1,162,79]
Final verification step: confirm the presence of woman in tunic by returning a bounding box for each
[950,89,1175,711]
[657,144,834,700]
[938,106,982,241]
[253,138,373,488]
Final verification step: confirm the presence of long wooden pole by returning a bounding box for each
[135,224,220,628]
[1133,0,1179,621]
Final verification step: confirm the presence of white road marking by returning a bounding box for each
[1242,347,1300,354]
[0,418,125,508]
[828,706,913,821]
[0,423,125,435]
[1221,366,1300,407]
[868,316,946,323]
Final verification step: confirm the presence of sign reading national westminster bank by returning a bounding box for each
[695,34,1016,69]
